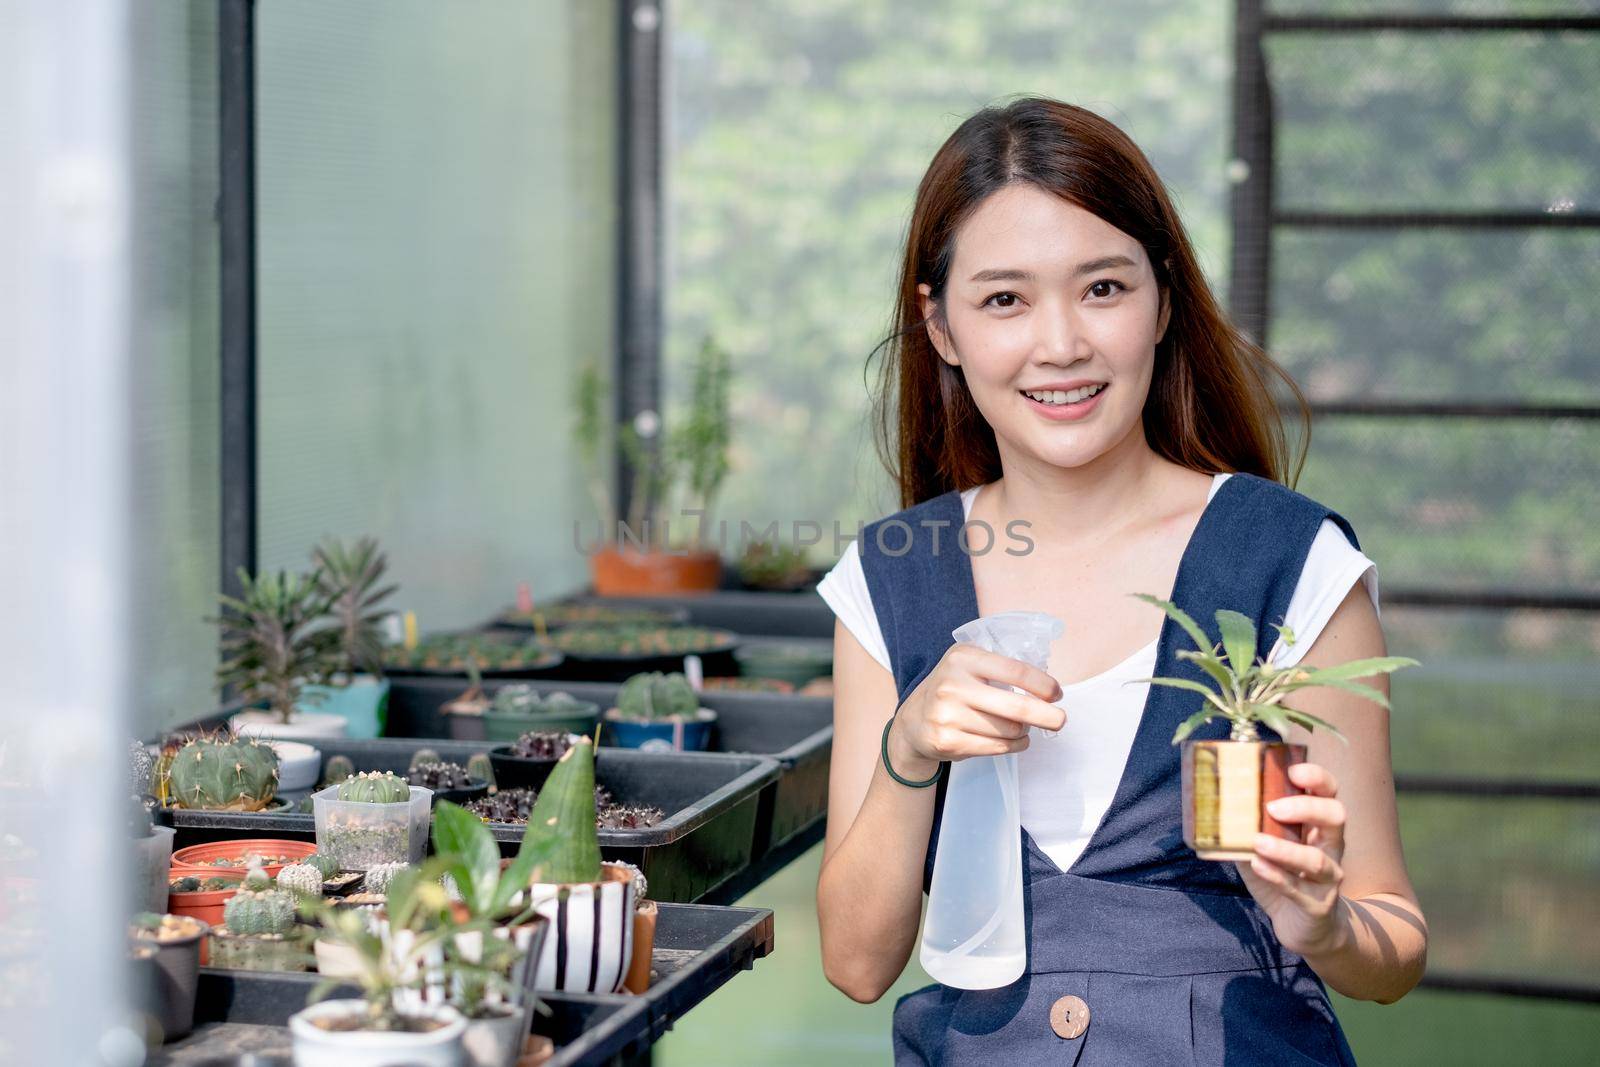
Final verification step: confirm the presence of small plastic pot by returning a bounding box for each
[487,738,579,792]
[127,914,207,1041]
[482,702,600,744]
[601,707,717,752]
[171,838,318,879]
[312,785,433,871]
[427,778,491,806]
[289,999,466,1067]
[132,826,176,915]
[461,1003,525,1067]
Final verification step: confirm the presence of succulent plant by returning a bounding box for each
[466,788,537,823]
[169,876,202,893]
[211,567,341,722]
[242,858,272,891]
[276,863,324,897]
[362,861,409,896]
[602,859,648,906]
[509,731,574,760]
[408,761,470,790]
[311,536,396,679]
[336,770,410,804]
[224,888,298,936]
[384,632,553,674]
[737,538,812,590]
[407,748,441,772]
[465,752,495,791]
[490,685,592,716]
[614,671,700,722]
[321,754,355,786]
[551,625,732,658]
[519,736,602,885]
[305,852,340,879]
[168,733,280,811]
[1132,595,1419,744]
[596,803,666,831]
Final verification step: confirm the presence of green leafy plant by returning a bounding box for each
[212,568,342,722]
[312,536,397,679]
[514,736,603,885]
[1131,594,1419,744]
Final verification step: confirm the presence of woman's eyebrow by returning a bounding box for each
[967,254,1138,284]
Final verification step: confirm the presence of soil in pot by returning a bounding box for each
[1181,740,1306,860]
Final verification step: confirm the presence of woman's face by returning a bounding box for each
[918,182,1170,473]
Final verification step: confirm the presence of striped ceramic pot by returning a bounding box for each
[1181,740,1307,861]
[526,864,636,994]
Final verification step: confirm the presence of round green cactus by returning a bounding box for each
[335,770,410,804]
[223,889,297,936]
[276,863,323,897]
[407,748,441,773]
[168,734,280,811]
[305,851,340,879]
[615,671,700,722]
[465,752,495,791]
[362,861,408,895]
[321,754,355,786]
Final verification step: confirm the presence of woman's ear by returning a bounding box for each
[917,283,958,366]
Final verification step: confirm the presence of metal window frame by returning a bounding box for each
[218,0,256,602]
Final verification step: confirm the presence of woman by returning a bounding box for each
[814,97,1427,1064]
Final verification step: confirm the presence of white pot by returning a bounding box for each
[231,709,348,740]
[312,937,364,979]
[265,739,322,792]
[288,999,465,1067]
[526,867,635,994]
[461,1004,526,1067]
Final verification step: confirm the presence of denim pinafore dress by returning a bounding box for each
[859,472,1361,1066]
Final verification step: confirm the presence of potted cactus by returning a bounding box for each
[482,685,600,743]
[512,736,637,994]
[408,757,489,805]
[165,732,281,811]
[313,771,433,871]
[603,671,717,752]
[1133,594,1418,860]
[208,861,314,972]
[167,872,245,931]
[733,640,833,689]
[488,731,576,792]
[736,538,814,592]
[219,567,347,740]
[128,912,208,1041]
[296,536,398,739]
[578,338,732,596]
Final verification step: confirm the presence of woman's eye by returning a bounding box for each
[1088,279,1127,300]
[983,291,1020,309]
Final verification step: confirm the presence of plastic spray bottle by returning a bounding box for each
[919,610,1064,989]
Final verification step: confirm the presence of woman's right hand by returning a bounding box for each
[885,642,1066,780]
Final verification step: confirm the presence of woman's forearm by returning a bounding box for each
[817,719,941,1003]
[1301,892,1428,1004]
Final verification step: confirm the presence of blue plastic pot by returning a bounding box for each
[602,708,718,752]
[296,676,390,739]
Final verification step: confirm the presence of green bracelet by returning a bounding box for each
[881,715,945,789]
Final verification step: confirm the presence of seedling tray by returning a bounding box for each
[553,589,835,639]
[387,678,832,860]
[160,739,780,904]
[146,902,774,1067]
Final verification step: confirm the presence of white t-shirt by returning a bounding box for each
[816,472,1380,872]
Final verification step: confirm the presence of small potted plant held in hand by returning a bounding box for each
[299,536,397,739]
[220,568,346,740]
[1133,595,1417,860]
[603,670,717,752]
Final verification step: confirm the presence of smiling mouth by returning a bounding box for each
[1020,383,1107,407]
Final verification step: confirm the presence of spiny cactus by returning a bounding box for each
[521,736,602,885]
[362,861,408,896]
[465,752,495,791]
[223,889,297,936]
[305,852,340,879]
[407,749,441,773]
[242,858,272,891]
[509,731,573,760]
[615,671,699,722]
[276,863,323,897]
[602,859,648,906]
[322,754,355,786]
[335,770,410,804]
[408,761,470,790]
[597,803,666,831]
[169,733,280,811]
[312,536,396,678]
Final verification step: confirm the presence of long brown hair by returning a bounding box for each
[869,96,1309,509]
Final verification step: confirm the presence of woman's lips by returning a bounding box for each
[1021,383,1108,421]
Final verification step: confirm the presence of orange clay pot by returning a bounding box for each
[170,839,318,880]
[623,900,658,994]
[590,546,721,596]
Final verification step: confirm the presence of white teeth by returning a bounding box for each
[1025,384,1104,405]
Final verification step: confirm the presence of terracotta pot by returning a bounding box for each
[171,838,318,879]
[1181,740,1306,861]
[623,900,657,994]
[168,871,246,962]
[590,546,721,596]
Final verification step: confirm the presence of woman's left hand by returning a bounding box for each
[1236,761,1353,958]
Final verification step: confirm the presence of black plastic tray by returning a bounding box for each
[147,902,774,1066]
[159,739,780,905]
[387,678,832,860]
[551,590,835,639]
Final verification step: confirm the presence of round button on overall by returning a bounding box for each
[1049,994,1090,1040]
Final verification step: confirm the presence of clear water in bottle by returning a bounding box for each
[919,610,1063,989]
